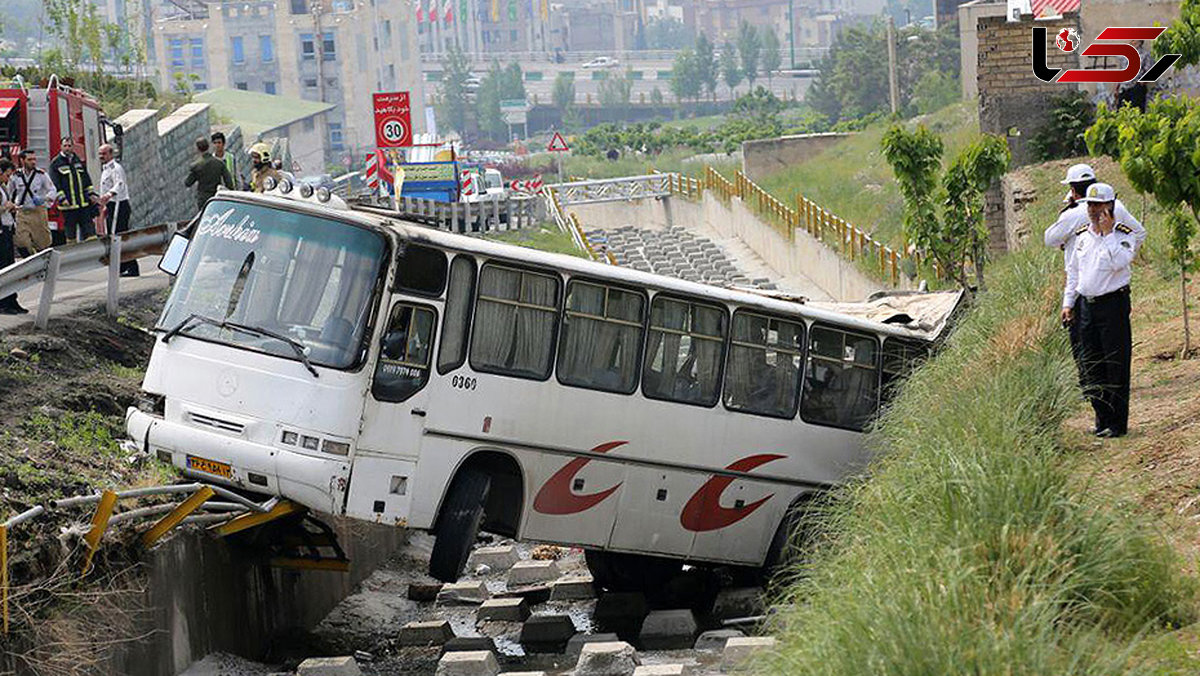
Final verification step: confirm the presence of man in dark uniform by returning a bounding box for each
[184,137,233,214]
[0,158,27,314]
[1065,183,1138,438]
[49,137,99,243]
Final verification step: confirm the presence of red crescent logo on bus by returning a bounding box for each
[680,454,786,532]
[533,441,627,515]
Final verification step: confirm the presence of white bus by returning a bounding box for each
[127,183,961,586]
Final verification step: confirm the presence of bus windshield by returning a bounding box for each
[158,199,387,370]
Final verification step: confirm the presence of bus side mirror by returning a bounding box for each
[159,233,190,276]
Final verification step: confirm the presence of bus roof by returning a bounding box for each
[215,192,963,343]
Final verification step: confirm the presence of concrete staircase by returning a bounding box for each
[584,225,777,291]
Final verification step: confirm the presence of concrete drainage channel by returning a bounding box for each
[187,536,776,676]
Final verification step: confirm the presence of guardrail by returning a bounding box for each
[0,222,180,328]
[687,167,910,286]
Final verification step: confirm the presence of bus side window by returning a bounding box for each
[372,303,437,402]
[724,311,805,418]
[642,296,727,407]
[437,255,476,374]
[800,325,880,431]
[470,264,561,380]
[395,244,448,297]
[557,280,646,394]
[881,339,929,406]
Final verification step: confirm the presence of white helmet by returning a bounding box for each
[1060,163,1096,185]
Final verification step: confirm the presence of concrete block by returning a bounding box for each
[721,636,777,671]
[437,581,490,605]
[496,584,552,605]
[710,587,764,621]
[297,656,363,676]
[442,636,497,653]
[550,575,596,601]
[519,614,577,653]
[435,650,499,676]
[477,597,531,622]
[566,631,620,656]
[632,666,691,676]
[638,609,698,650]
[694,628,745,652]
[593,592,649,639]
[399,620,455,646]
[575,641,640,676]
[408,582,443,602]
[507,560,560,586]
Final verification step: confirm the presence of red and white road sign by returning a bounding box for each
[374,91,413,149]
[547,132,569,153]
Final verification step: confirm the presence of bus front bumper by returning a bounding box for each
[126,407,347,515]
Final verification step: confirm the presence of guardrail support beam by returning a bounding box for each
[35,249,61,330]
[106,235,121,318]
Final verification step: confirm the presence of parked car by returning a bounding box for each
[581,56,619,69]
[464,76,482,91]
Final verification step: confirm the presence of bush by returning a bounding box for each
[1030,91,1096,162]
[761,249,1196,675]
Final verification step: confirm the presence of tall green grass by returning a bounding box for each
[760,248,1196,675]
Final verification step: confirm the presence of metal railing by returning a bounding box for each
[678,167,915,286]
[0,222,180,328]
[542,187,614,264]
[547,174,675,206]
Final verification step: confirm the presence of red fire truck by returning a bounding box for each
[0,75,117,233]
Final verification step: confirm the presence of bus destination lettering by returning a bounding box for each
[197,207,262,244]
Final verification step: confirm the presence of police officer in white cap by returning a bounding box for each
[1045,164,1143,401]
[1065,182,1138,438]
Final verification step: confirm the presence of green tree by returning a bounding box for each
[598,69,634,107]
[882,125,1009,290]
[737,22,761,86]
[475,60,507,141]
[650,86,664,105]
[644,17,692,49]
[909,68,959,115]
[436,43,472,134]
[720,41,742,98]
[552,72,577,127]
[761,27,781,83]
[670,48,702,103]
[695,32,718,101]
[503,61,527,100]
[1087,96,1200,356]
[1155,0,1200,68]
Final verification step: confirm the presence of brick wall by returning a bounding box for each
[977,13,1080,254]
[114,103,236,227]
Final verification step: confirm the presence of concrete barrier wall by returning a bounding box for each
[572,194,885,301]
[741,133,854,183]
[110,519,406,675]
[115,103,226,229]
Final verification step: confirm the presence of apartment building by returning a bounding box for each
[143,0,425,169]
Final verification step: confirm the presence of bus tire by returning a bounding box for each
[429,468,492,582]
[584,549,682,593]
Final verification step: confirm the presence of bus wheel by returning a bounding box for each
[429,468,492,582]
[584,549,682,593]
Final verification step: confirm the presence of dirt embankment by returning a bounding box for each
[0,290,171,673]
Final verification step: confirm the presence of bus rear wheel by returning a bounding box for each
[584,549,682,593]
[429,468,492,582]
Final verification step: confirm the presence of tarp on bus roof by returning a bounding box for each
[806,289,966,341]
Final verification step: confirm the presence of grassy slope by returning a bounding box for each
[761,154,1200,673]
[756,101,979,250]
[484,226,590,258]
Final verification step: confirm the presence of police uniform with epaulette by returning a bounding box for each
[1065,183,1137,438]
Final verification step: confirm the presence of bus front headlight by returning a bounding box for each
[137,392,166,416]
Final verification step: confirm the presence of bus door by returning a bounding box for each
[345,245,448,525]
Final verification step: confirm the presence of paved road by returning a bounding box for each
[0,256,169,333]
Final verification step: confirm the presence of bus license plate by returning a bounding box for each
[186,455,232,479]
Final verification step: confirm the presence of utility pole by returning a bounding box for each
[886,16,898,114]
[311,0,327,107]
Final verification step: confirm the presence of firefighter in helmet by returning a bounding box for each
[249,143,281,192]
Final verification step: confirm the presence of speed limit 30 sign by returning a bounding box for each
[373,91,413,148]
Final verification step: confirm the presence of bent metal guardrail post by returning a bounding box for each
[545,174,674,206]
[0,222,179,329]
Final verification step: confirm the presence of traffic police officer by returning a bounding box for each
[1064,183,1138,438]
[49,137,99,243]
